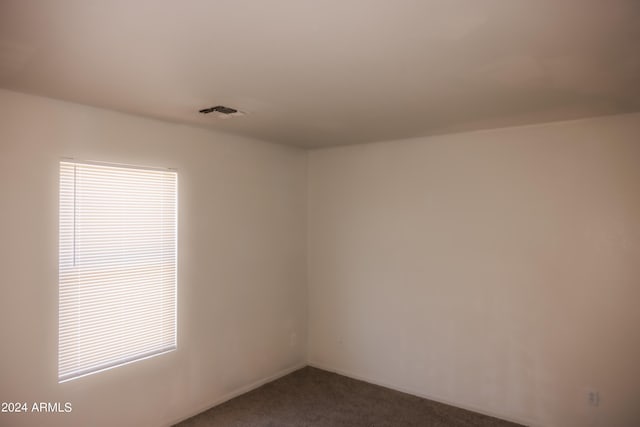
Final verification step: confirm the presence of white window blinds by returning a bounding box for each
[59,161,177,382]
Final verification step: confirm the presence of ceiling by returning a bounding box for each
[1,0,639,148]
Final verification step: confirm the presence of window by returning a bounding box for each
[59,160,177,382]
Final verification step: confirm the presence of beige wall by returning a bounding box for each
[0,89,307,427]
[307,113,640,427]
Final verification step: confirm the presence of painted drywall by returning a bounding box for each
[0,89,307,427]
[307,113,640,427]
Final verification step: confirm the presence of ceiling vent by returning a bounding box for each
[199,105,245,119]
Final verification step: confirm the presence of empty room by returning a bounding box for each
[1,1,639,426]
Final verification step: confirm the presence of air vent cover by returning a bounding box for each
[200,105,236,114]
[199,105,245,119]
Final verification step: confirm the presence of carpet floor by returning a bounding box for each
[174,366,524,427]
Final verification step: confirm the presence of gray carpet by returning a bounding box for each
[174,366,524,427]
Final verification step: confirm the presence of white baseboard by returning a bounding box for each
[165,361,307,426]
[307,360,538,427]
[166,360,539,427]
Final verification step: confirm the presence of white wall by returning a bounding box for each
[307,113,640,427]
[0,89,307,427]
